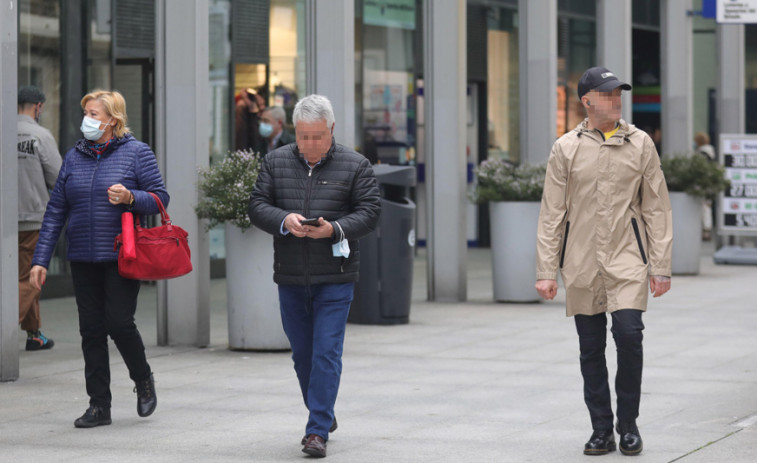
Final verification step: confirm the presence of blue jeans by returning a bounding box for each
[574,309,645,430]
[278,282,355,440]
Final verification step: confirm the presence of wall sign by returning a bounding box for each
[719,134,757,234]
[717,0,757,24]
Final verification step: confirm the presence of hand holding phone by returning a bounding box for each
[300,218,321,227]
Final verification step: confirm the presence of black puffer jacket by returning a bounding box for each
[248,139,381,285]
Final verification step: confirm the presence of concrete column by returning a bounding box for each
[305,0,355,148]
[154,0,210,346]
[0,0,19,381]
[717,24,745,134]
[661,0,694,156]
[519,0,557,165]
[423,0,467,302]
[597,0,633,123]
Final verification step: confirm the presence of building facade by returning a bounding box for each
[0,0,753,379]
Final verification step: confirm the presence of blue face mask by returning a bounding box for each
[80,116,111,141]
[259,122,274,138]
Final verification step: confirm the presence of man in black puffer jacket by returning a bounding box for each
[248,94,380,458]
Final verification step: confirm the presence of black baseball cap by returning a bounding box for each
[577,67,631,100]
[18,85,46,105]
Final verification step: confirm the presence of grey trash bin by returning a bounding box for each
[349,165,416,325]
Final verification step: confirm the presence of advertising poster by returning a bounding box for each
[719,134,757,234]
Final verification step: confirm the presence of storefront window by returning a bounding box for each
[210,0,232,165]
[356,0,418,165]
[18,1,115,279]
[268,0,306,124]
[209,0,306,265]
[558,17,595,136]
[18,0,61,152]
[486,6,519,163]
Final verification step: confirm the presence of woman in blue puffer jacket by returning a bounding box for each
[30,90,169,429]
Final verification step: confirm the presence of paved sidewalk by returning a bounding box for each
[2,244,757,462]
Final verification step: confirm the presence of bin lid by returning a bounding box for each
[371,164,417,187]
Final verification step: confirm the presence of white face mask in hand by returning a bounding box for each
[332,239,350,258]
[331,221,350,257]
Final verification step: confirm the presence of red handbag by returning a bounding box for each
[114,192,193,280]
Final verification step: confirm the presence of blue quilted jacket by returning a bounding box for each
[32,134,169,267]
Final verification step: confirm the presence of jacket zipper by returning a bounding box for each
[303,164,317,286]
[89,156,101,258]
[631,218,648,265]
[559,221,570,268]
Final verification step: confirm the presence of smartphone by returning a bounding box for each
[300,218,321,227]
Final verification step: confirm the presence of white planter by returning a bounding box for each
[225,224,290,350]
[489,201,541,302]
[670,192,702,275]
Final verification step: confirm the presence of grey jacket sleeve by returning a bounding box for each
[37,129,62,189]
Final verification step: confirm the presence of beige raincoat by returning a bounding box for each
[536,119,672,316]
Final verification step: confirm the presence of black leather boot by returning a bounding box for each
[616,421,643,455]
[584,429,616,455]
[74,406,112,428]
[134,373,157,417]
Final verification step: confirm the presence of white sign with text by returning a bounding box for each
[717,0,757,23]
[719,134,757,234]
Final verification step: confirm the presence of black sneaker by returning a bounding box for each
[74,406,112,428]
[25,331,54,351]
[134,373,157,417]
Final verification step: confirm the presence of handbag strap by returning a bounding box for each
[133,192,172,228]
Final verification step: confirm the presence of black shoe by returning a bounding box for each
[616,421,643,455]
[134,373,157,417]
[584,429,616,455]
[301,418,338,445]
[302,434,327,458]
[74,406,112,428]
[25,331,54,351]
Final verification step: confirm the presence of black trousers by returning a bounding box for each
[574,309,644,430]
[70,262,151,408]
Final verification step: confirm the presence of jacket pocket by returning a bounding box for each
[559,221,570,269]
[318,180,348,187]
[631,218,648,265]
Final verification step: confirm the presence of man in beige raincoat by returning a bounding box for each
[535,67,672,457]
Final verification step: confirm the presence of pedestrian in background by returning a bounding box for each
[694,131,717,240]
[17,85,62,351]
[249,94,381,458]
[255,105,295,155]
[30,90,168,428]
[536,67,673,456]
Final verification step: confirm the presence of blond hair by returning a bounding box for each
[693,131,710,147]
[80,90,131,138]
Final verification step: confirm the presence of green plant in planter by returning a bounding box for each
[195,149,261,231]
[660,153,730,200]
[471,158,547,203]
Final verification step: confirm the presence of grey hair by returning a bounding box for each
[293,94,335,128]
[264,106,286,125]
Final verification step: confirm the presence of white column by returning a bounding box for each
[597,0,633,123]
[155,0,210,346]
[0,0,19,381]
[661,0,694,156]
[717,24,745,134]
[423,0,467,301]
[305,0,355,148]
[519,0,557,165]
